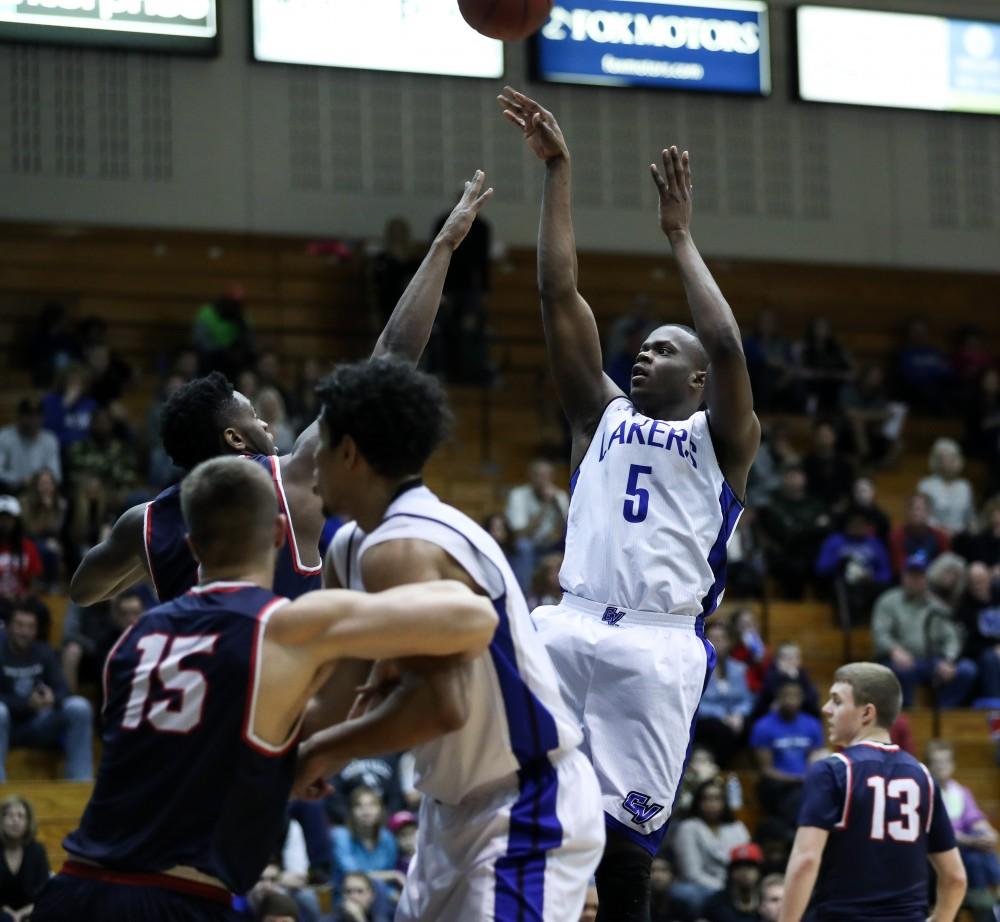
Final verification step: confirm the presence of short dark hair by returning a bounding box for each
[833,662,902,729]
[161,372,239,472]
[316,358,452,478]
[180,457,278,569]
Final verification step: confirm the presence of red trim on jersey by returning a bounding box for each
[918,761,935,833]
[266,455,322,577]
[241,597,297,757]
[101,622,139,723]
[856,740,900,751]
[187,581,257,595]
[142,502,162,602]
[60,860,231,905]
[833,752,852,829]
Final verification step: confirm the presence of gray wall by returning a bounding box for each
[1,0,998,270]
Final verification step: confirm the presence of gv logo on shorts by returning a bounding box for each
[623,791,664,825]
[602,606,626,626]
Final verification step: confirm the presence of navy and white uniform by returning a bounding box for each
[534,398,743,853]
[330,483,603,922]
[143,453,321,601]
[33,582,294,922]
[798,740,957,921]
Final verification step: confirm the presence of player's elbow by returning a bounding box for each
[939,860,968,895]
[434,695,470,734]
[69,563,100,607]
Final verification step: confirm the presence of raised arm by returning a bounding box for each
[69,503,149,606]
[498,87,620,462]
[283,173,493,476]
[650,147,760,495]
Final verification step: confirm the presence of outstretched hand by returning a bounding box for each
[436,170,494,251]
[497,86,569,162]
[650,146,694,239]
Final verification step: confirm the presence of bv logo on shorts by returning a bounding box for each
[602,606,626,626]
[623,791,664,825]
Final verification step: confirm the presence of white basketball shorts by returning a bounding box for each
[395,748,604,922]
[532,593,716,854]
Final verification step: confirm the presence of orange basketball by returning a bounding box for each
[458,0,554,41]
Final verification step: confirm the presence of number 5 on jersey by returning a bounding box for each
[624,464,653,523]
[122,633,217,734]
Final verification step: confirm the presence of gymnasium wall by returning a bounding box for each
[0,0,998,271]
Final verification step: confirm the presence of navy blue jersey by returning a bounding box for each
[799,740,956,921]
[144,454,321,602]
[64,582,297,894]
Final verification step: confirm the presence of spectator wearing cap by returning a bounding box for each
[387,811,416,876]
[888,493,950,578]
[0,497,42,603]
[0,399,61,495]
[872,551,977,707]
[701,843,765,922]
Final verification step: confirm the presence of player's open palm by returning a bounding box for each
[437,170,494,251]
[650,146,694,238]
[497,86,569,162]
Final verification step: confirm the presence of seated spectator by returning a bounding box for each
[527,552,562,609]
[649,854,683,922]
[61,589,144,697]
[28,301,79,389]
[872,553,977,708]
[694,620,754,767]
[700,843,765,922]
[0,795,49,922]
[66,407,139,549]
[369,218,421,327]
[815,509,891,624]
[728,607,769,694]
[840,477,891,546]
[41,363,98,451]
[82,338,133,408]
[256,387,296,455]
[918,438,975,536]
[955,562,1000,703]
[605,313,650,394]
[387,811,416,877]
[0,398,61,495]
[192,286,256,379]
[482,513,514,564]
[505,459,569,592]
[889,711,916,755]
[842,364,904,468]
[671,778,751,917]
[791,316,855,414]
[888,493,949,577]
[803,421,855,515]
[964,368,1000,494]
[0,598,93,781]
[330,786,397,888]
[925,740,1000,914]
[927,551,968,611]
[755,817,793,877]
[674,746,722,817]
[328,755,405,825]
[758,465,830,599]
[743,309,794,413]
[255,889,300,922]
[745,425,782,508]
[750,681,824,833]
[752,642,821,720]
[758,873,785,922]
[953,497,1000,569]
[0,498,42,604]
[953,326,994,394]
[18,469,66,590]
[894,317,954,414]
[334,871,391,922]
[726,509,767,600]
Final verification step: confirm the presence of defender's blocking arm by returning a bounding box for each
[498,87,620,460]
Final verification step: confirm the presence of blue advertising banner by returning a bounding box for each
[533,0,770,95]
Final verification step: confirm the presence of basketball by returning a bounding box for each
[458,0,554,41]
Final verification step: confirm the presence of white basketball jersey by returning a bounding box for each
[330,484,583,804]
[559,397,743,619]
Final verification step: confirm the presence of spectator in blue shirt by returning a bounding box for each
[331,786,397,890]
[750,681,824,835]
[694,619,755,767]
[815,510,892,624]
[41,364,98,451]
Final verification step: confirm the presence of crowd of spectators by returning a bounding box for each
[2,299,999,919]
